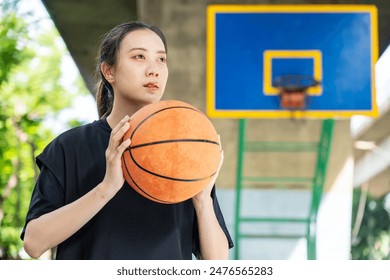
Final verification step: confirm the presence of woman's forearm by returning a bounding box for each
[194,197,229,260]
[23,181,117,258]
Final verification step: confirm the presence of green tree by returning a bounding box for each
[351,188,390,260]
[0,0,89,259]
[0,0,27,86]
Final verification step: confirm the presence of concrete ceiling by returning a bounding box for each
[41,0,390,197]
[41,0,138,93]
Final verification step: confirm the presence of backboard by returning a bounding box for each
[206,5,378,118]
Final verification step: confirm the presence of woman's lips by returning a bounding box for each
[143,82,159,89]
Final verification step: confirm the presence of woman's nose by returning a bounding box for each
[146,63,159,77]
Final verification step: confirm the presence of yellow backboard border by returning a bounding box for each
[206,5,378,119]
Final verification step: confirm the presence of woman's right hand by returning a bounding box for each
[102,115,131,194]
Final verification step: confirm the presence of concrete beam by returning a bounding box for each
[354,136,390,187]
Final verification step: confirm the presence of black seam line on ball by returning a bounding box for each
[122,152,171,203]
[130,106,203,140]
[124,149,217,182]
[129,139,220,149]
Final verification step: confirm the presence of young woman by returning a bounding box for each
[21,21,233,260]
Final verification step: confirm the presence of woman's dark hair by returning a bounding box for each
[95,21,167,118]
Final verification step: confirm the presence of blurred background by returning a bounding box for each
[0,0,389,260]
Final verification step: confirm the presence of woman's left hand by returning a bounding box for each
[192,136,224,205]
[191,136,229,260]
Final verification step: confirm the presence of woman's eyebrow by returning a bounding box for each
[127,47,166,54]
[127,47,147,53]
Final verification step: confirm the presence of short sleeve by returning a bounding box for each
[20,165,65,240]
[211,187,234,249]
[192,185,234,258]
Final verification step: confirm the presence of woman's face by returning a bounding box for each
[110,28,168,108]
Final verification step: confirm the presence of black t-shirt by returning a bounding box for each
[21,119,233,259]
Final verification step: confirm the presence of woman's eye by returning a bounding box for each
[158,57,167,63]
[133,54,145,59]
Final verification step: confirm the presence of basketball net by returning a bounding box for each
[273,75,320,120]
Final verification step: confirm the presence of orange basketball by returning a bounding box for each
[121,100,221,204]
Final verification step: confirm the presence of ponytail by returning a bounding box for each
[95,76,114,118]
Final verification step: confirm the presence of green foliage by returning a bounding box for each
[0,227,23,259]
[0,0,89,259]
[351,189,390,259]
[0,0,28,87]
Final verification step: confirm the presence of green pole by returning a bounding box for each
[307,119,335,259]
[234,119,246,260]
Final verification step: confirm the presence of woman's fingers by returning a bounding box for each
[113,121,130,144]
[108,116,131,151]
[117,138,131,154]
[111,115,130,136]
[103,116,132,191]
[216,135,224,173]
[218,150,224,171]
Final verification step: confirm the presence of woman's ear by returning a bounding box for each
[101,62,115,83]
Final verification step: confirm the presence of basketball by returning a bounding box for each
[121,100,221,204]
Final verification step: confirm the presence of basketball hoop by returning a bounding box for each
[273,75,320,111]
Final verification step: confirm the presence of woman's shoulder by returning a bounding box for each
[44,119,110,151]
[59,118,110,140]
[36,119,110,173]
[59,119,109,140]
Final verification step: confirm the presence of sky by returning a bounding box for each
[18,0,98,134]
